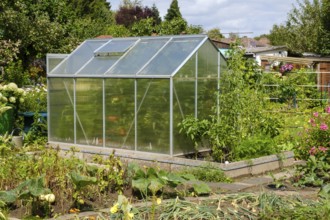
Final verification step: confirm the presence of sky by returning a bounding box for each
[108,0,297,37]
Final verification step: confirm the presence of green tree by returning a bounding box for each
[131,18,158,36]
[207,28,224,41]
[159,18,188,35]
[164,0,182,21]
[0,0,114,69]
[318,0,330,54]
[186,25,204,34]
[151,4,162,25]
[269,0,330,55]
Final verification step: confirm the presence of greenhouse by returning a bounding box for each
[47,35,226,156]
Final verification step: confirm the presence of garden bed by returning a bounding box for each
[50,142,297,178]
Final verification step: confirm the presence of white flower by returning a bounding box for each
[7,83,18,91]
[2,97,8,102]
[19,98,24,103]
[9,97,16,103]
[17,88,24,95]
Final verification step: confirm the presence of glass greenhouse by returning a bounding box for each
[47,35,226,156]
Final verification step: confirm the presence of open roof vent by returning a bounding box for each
[94,39,137,57]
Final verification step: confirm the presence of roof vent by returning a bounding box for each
[94,40,137,57]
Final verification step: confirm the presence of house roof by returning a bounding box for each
[245,46,287,54]
[260,55,330,66]
[48,35,221,78]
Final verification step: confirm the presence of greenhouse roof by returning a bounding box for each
[48,35,214,78]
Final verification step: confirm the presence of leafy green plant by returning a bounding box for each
[109,194,136,220]
[178,115,209,152]
[128,163,211,199]
[91,153,125,193]
[233,134,278,161]
[0,175,53,217]
[67,171,97,208]
[177,163,231,183]
[20,84,47,113]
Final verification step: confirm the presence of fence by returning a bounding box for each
[262,70,330,137]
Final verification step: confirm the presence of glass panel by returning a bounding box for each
[137,79,170,154]
[197,41,219,119]
[77,57,118,75]
[95,39,137,56]
[173,57,196,154]
[50,40,108,75]
[47,55,67,73]
[105,79,135,150]
[107,38,170,75]
[48,78,74,143]
[139,37,204,76]
[75,79,103,146]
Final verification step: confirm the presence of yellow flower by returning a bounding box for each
[110,203,119,213]
[156,198,161,205]
[128,212,134,219]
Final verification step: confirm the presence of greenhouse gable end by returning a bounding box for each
[47,35,226,156]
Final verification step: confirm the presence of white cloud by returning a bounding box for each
[108,0,297,36]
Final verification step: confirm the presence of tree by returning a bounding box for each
[164,0,182,21]
[131,18,158,36]
[159,18,187,35]
[151,4,162,25]
[186,25,204,34]
[318,0,330,54]
[120,0,142,8]
[269,0,330,55]
[115,3,161,29]
[0,0,114,69]
[207,28,224,41]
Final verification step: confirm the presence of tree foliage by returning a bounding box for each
[269,0,330,55]
[115,4,161,28]
[318,0,330,55]
[164,0,182,21]
[0,0,114,67]
[207,28,224,41]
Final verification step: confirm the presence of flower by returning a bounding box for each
[110,203,119,213]
[156,198,162,205]
[9,97,16,103]
[313,112,319,117]
[128,212,134,219]
[7,82,18,90]
[320,123,328,131]
[309,146,317,155]
[280,63,294,74]
[319,147,328,153]
[326,106,330,113]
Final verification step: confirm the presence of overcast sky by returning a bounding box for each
[108,0,297,37]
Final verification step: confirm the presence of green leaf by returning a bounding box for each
[180,173,196,181]
[192,182,211,195]
[68,171,97,190]
[148,177,165,194]
[166,173,186,187]
[132,178,150,195]
[15,175,51,199]
[0,190,17,204]
[146,167,157,178]
[134,169,146,180]
[319,184,330,199]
